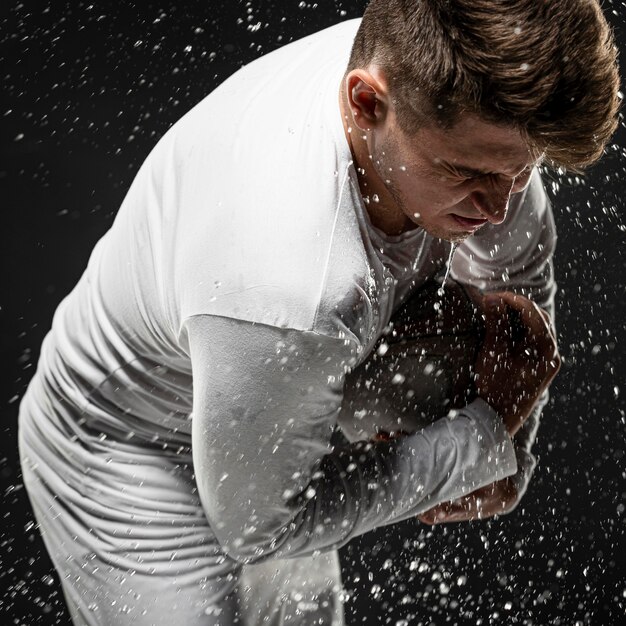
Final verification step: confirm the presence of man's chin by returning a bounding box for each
[403,205,474,243]
[448,233,472,244]
[421,222,472,244]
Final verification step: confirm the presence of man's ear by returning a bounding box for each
[345,68,389,131]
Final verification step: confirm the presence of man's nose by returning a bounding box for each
[469,176,515,225]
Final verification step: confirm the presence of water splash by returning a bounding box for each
[437,243,458,297]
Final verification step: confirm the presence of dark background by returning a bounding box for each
[1,1,625,624]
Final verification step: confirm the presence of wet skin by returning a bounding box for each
[338,66,542,241]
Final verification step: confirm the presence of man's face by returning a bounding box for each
[370,112,541,242]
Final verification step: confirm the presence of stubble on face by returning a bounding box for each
[371,113,541,243]
[382,168,472,242]
[371,130,473,243]
[340,70,536,243]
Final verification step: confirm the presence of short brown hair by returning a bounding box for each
[348,0,621,170]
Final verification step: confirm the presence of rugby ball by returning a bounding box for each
[337,278,484,443]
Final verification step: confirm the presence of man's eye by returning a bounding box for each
[449,168,474,181]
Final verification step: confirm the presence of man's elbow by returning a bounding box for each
[205,506,294,565]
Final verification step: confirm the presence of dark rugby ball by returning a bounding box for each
[337,278,485,443]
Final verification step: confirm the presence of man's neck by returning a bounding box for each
[337,81,417,236]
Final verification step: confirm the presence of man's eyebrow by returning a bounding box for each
[453,164,492,177]
[441,160,535,178]
[440,161,492,177]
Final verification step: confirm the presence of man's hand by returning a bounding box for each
[474,291,560,436]
[417,477,519,524]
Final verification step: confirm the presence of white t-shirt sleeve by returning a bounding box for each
[451,168,557,503]
[185,314,517,564]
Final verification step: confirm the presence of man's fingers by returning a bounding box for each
[486,292,552,337]
[508,298,558,356]
[418,496,479,524]
[419,499,482,524]
[519,301,561,378]
[418,480,519,524]
[495,295,560,373]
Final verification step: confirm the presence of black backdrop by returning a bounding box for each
[1,1,625,624]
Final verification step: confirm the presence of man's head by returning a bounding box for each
[348,0,620,169]
[341,0,621,241]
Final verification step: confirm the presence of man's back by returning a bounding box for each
[30,20,377,445]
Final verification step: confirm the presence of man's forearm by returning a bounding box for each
[187,315,517,564]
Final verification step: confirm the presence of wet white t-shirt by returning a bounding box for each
[27,19,555,563]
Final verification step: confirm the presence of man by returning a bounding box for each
[18,1,619,625]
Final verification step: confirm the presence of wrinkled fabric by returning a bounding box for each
[186,316,517,564]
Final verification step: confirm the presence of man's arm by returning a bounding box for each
[186,314,517,564]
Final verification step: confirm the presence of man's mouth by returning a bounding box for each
[451,214,488,231]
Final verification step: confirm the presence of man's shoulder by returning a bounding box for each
[168,18,360,145]
[138,20,367,334]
